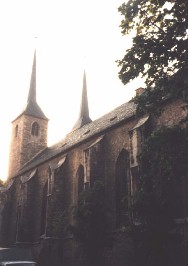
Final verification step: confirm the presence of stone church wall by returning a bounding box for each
[0,98,188,265]
[8,115,48,178]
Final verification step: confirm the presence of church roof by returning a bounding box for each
[20,100,48,120]
[13,51,48,122]
[18,100,136,175]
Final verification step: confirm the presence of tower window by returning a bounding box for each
[15,125,18,137]
[31,122,39,136]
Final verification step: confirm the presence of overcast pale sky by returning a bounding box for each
[0,0,144,181]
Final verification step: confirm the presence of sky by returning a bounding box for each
[0,0,144,181]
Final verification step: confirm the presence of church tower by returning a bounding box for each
[8,51,48,178]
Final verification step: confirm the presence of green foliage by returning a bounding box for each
[117,0,188,114]
[136,126,188,221]
[133,126,188,265]
[70,181,112,265]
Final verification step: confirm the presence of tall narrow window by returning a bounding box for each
[40,181,48,236]
[77,164,84,197]
[48,170,54,196]
[83,135,104,189]
[115,149,129,228]
[31,122,39,136]
[15,125,18,137]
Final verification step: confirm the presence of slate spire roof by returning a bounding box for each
[27,50,37,102]
[72,70,92,130]
[14,50,48,121]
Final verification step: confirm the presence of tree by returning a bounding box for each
[133,126,188,266]
[117,0,188,114]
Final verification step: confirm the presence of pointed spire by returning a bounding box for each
[79,70,89,118]
[14,50,48,121]
[27,50,36,102]
[72,70,92,130]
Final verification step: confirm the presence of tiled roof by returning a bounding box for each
[18,100,48,121]
[18,101,137,175]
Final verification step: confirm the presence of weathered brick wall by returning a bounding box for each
[17,166,49,243]
[20,116,48,166]
[8,118,25,178]
[0,178,21,246]
[8,115,48,178]
[156,99,185,127]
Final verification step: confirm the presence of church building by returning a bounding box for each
[0,51,187,266]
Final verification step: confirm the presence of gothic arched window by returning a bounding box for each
[31,122,39,136]
[15,125,18,137]
[40,181,48,236]
[77,164,84,198]
[115,149,129,228]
